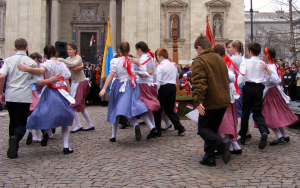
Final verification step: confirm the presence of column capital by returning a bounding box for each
[110,0,116,2]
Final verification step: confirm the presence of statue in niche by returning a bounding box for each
[213,17,222,38]
[85,10,94,20]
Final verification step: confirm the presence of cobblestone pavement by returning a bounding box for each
[0,106,300,188]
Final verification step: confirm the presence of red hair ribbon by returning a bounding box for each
[224,55,244,94]
[264,48,279,76]
[148,49,155,58]
[157,48,161,51]
[123,56,136,87]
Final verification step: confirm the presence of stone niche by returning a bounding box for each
[205,0,231,43]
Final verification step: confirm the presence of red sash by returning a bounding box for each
[224,55,244,94]
[141,58,152,66]
[44,75,68,91]
[123,56,136,87]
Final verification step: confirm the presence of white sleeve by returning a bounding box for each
[237,59,246,85]
[109,58,118,73]
[156,65,163,89]
[228,68,236,83]
[267,64,281,85]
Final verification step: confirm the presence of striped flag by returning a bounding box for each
[175,102,179,108]
[89,35,94,47]
[186,104,194,110]
[206,15,215,46]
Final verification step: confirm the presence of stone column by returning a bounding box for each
[147,0,160,51]
[109,0,117,52]
[5,0,19,57]
[51,0,59,45]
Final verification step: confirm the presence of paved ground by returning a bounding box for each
[0,106,300,188]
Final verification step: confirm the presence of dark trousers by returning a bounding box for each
[239,83,269,139]
[154,84,184,133]
[6,102,30,142]
[291,84,297,101]
[197,108,226,161]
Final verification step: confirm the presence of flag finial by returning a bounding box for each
[206,15,209,22]
[107,16,110,22]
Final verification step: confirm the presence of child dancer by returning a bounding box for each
[99,41,148,142]
[131,41,160,140]
[17,45,75,154]
[214,45,242,154]
[58,43,94,133]
[258,47,298,145]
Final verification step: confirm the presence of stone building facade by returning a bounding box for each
[2,0,245,64]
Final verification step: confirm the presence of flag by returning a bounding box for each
[175,102,179,108]
[89,35,94,47]
[206,16,215,46]
[186,104,194,110]
[100,19,114,94]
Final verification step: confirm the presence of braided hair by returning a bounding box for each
[135,41,149,53]
[232,40,244,55]
[43,45,57,59]
[119,41,130,56]
[213,44,225,57]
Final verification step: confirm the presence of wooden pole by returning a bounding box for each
[171,14,187,96]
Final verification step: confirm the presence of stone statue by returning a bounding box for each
[214,18,222,38]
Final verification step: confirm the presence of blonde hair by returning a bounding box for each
[119,41,130,56]
[232,40,244,55]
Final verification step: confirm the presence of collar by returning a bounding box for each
[160,59,171,64]
[15,51,27,55]
[199,48,214,56]
[141,53,149,58]
[250,56,260,60]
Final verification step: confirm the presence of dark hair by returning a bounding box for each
[119,41,130,56]
[213,44,225,57]
[279,59,283,61]
[67,43,78,54]
[232,40,244,55]
[157,49,169,59]
[291,63,296,67]
[194,34,211,50]
[225,40,233,48]
[15,38,28,50]
[29,52,42,62]
[44,45,57,59]
[247,42,261,56]
[135,41,149,53]
[280,62,285,68]
[264,47,276,61]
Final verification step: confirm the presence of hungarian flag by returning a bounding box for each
[89,35,94,47]
[175,102,179,108]
[186,104,194,110]
[206,16,215,46]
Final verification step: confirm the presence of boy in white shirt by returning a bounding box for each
[0,38,38,159]
[237,42,270,149]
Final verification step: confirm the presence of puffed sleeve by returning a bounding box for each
[41,60,52,72]
[109,58,118,73]
[267,64,281,85]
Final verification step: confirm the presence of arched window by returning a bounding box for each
[169,14,180,39]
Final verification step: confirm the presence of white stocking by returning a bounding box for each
[81,109,94,128]
[162,114,171,127]
[231,141,241,151]
[128,117,138,128]
[61,126,69,148]
[278,127,288,137]
[142,112,155,130]
[271,128,283,139]
[148,111,155,128]
[46,129,53,137]
[73,111,82,130]
[237,118,241,132]
[35,129,41,138]
[112,116,120,138]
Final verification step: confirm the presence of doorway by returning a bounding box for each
[81,32,97,64]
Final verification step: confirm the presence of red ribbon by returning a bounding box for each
[141,58,152,66]
[123,56,136,88]
[148,49,155,58]
[264,48,279,76]
[44,76,68,91]
[224,55,244,94]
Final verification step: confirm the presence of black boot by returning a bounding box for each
[63,148,74,154]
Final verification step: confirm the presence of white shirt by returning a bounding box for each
[0,51,38,103]
[238,56,268,85]
[110,57,134,81]
[135,54,156,84]
[156,59,178,89]
[228,67,238,103]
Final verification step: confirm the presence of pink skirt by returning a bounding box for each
[138,84,160,112]
[255,87,298,129]
[30,90,39,112]
[73,80,90,112]
[218,102,238,141]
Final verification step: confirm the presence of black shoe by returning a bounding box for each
[214,151,222,157]
[270,137,284,145]
[119,124,127,129]
[135,125,142,141]
[154,131,162,138]
[41,134,49,147]
[178,127,186,136]
[199,159,216,167]
[83,127,95,131]
[238,137,245,145]
[246,134,252,139]
[222,140,231,164]
[63,148,74,154]
[259,133,268,149]
[162,124,172,131]
[110,137,116,142]
[7,136,18,159]
[70,127,83,133]
[52,128,56,134]
[230,149,242,155]
[284,136,290,142]
[147,128,157,140]
[26,132,33,145]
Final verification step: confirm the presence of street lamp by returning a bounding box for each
[250,0,253,42]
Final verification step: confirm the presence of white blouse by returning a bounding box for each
[135,54,156,84]
[110,57,135,81]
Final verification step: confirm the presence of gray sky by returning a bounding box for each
[244,0,299,12]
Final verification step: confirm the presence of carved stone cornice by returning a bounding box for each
[162,0,188,8]
[205,0,231,8]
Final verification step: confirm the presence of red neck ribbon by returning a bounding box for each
[224,55,244,94]
[148,49,155,58]
[264,48,279,76]
[123,56,136,87]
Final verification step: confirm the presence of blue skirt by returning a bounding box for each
[27,87,74,130]
[107,80,148,124]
